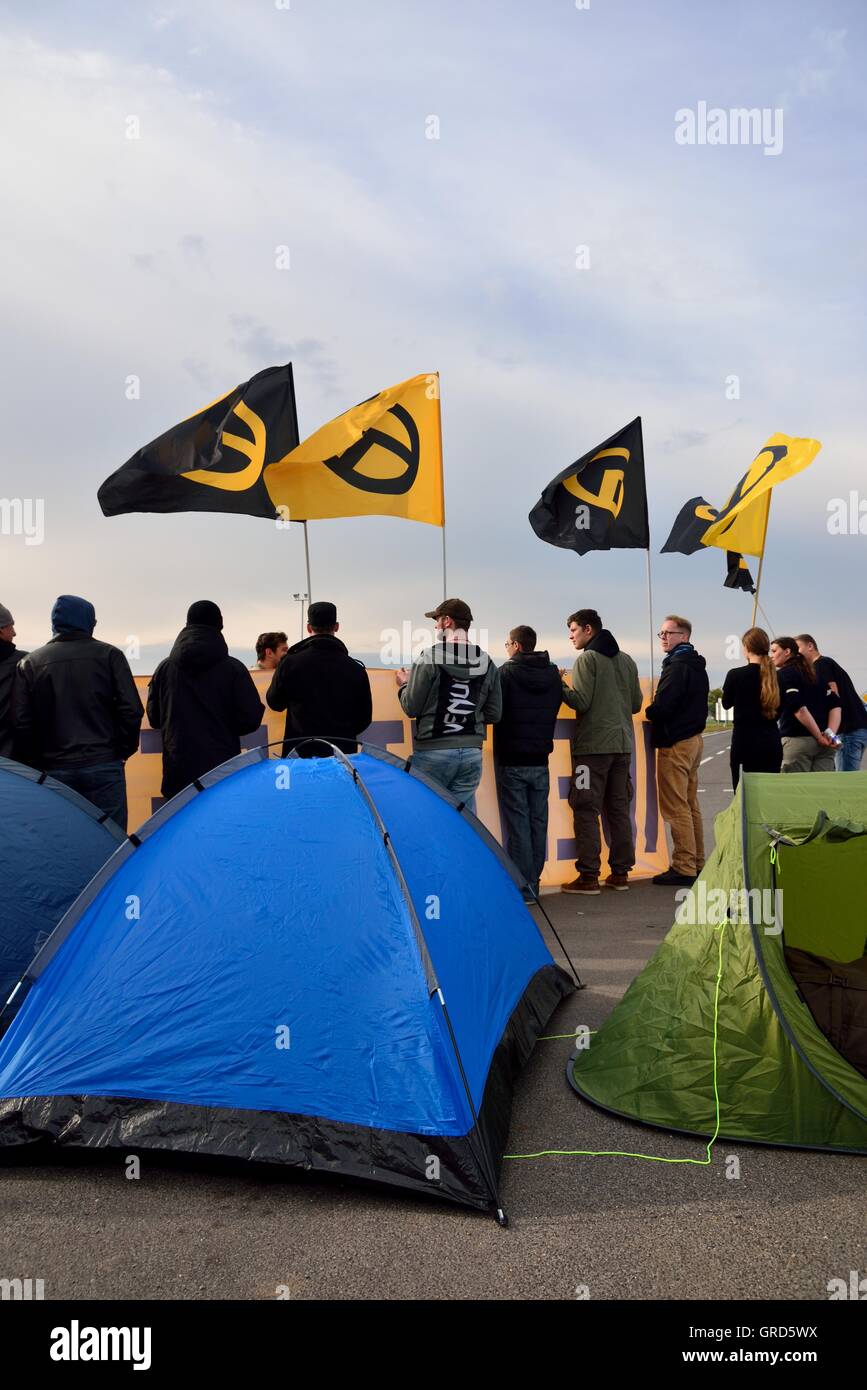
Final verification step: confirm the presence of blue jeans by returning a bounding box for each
[411,746,483,814]
[495,764,549,894]
[46,761,128,831]
[837,729,867,771]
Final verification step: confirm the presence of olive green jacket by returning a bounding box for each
[561,632,643,755]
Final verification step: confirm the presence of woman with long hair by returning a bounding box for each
[770,635,840,772]
[721,627,783,789]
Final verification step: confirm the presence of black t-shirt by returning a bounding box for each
[814,655,867,733]
[776,662,840,738]
[721,663,779,731]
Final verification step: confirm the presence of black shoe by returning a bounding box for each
[652,868,695,887]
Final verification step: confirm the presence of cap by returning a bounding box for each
[308,600,338,628]
[0,603,13,628]
[425,597,473,628]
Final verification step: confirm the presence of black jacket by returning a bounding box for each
[645,643,709,748]
[266,634,373,755]
[493,651,562,767]
[776,661,840,738]
[14,634,142,769]
[147,625,264,798]
[0,640,28,759]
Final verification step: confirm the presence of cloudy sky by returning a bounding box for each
[1,0,864,686]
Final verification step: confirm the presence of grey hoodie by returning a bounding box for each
[399,640,502,749]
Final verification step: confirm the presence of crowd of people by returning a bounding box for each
[0,595,864,903]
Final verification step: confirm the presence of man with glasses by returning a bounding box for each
[645,615,709,886]
[493,625,562,902]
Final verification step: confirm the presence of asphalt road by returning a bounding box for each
[1,730,863,1301]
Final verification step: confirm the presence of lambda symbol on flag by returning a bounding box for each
[562,448,629,519]
[710,443,787,537]
[322,404,420,495]
[183,400,268,493]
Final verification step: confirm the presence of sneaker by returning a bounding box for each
[604,873,629,891]
[562,875,601,895]
[652,868,695,887]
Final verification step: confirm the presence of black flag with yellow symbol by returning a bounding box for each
[661,433,822,591]
[661,496,756,592]
[98,364,299,519]
[263,373,443,526]
[528,417,649,554]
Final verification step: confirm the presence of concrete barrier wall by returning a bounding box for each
[128,669,667,885]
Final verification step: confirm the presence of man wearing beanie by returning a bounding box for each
[0,603,28,759]
[14,595,142,828]
[147,601,264,798]
[266,600,372,755]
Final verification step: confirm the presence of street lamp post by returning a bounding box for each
[292,592,308,641]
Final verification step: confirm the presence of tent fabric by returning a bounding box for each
[570,772,867,1153]
[0,757,124,1012]
[0,745,573,1213]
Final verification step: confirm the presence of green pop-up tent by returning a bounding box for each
[570,773,867,1153]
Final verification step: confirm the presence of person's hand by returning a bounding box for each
[395,668,408,688]
[558,667,569,681]
[817,732,833,747]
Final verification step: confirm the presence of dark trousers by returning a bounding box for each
[568,751,634,877]
[495,763,550,893]
[46,760,128,832]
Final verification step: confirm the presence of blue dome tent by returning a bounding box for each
[0,757,125,1014]
[0,742,576,1218]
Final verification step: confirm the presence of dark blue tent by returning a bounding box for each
[0,757,124,1013]
[0,743,575,1217]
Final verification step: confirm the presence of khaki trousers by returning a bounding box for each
[781,735,836,773]
[656,734,705,876]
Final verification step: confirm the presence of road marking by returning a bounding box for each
[700,756,714,764]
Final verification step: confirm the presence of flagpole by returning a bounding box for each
[645,548,656,695]
[285,362,312,606]
[303,520,312,605]
[750,491,772,627]
[435,373,446,600]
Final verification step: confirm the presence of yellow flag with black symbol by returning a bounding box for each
[98,364,299,519]
[700,432,822,556]
[263,373,444,526]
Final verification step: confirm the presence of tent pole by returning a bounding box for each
[328,740,505,1220]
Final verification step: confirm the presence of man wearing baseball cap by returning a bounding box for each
[395,598,501,812]
[0,602,28,759]
[267,600,372,755]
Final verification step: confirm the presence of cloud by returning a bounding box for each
[227,316,341,396]
[0,9,864,691]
